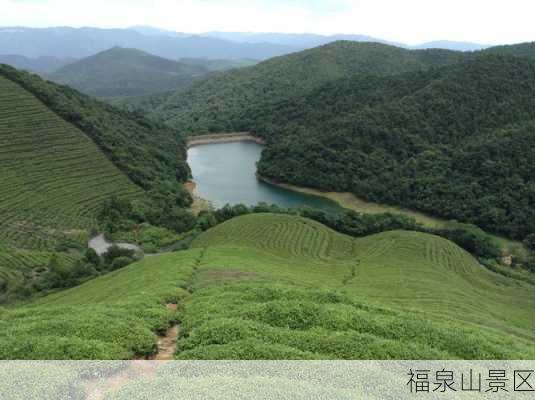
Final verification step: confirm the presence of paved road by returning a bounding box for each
[88,234,141,256]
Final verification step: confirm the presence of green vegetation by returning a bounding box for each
[0,64,194,301]
[2,214,534,360]
[0,74,141,247]
[109,223,186,254]
[0,72,143,299]
[156,41,464,132]
[0,64,191,196]
[0,251,198,359]
[180,214,535,359]
[151,41,535,246]
[177,57,259,72]
[255,56,535,241]
[48,47,209,98]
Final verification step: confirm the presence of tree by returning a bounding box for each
[84,248,101,267]
[523,233,535,251]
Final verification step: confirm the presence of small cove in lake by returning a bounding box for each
[187,141,342,212]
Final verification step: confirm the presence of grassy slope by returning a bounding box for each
[2,214,534,359]
[0,251,199,359]
[191,214,535,340]
[0,74,142,290]
[48,47,209,98]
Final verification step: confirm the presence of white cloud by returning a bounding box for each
[0,0,534,44]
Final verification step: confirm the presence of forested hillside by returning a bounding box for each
[177,57,258,72]
[254,56,535,240]
[482,41,535,59]
[156,41,465,132]
[49,47,209,97]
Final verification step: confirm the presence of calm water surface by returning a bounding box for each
[188,141,342,212]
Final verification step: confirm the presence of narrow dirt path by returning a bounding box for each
[150,303,180,361]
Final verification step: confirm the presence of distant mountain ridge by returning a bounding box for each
[48,47,210,97]
[0,54,75,73]
[200,31,405,48]
[0,27,299,60]
[0,26,496,64]
[135,27,490,51]
[415,40,489,51]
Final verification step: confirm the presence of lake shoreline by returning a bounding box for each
[186,132,266,147]
[186,137,522,255]
[256,174,444,227]
[256,174,524,255]
[186,135,444,226]
[184,181,213,215]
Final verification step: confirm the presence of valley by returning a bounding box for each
[187,136,526,260]
[0,24,535,364]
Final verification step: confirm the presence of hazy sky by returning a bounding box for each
[1,0,534,45]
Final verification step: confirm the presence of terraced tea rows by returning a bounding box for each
[0,75,142,251]
[193,213,356,261]
[0,251,199,359]
[0,245,78,293]
[193,214,535,342]
[2,213,535,359]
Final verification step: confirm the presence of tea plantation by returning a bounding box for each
[2,214,534,359]
[0,72,142,294]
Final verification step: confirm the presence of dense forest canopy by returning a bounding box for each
[155,42,466,132]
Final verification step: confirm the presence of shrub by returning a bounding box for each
[524,255,535,273]
[110,256,134,271]
[84,248,101,267]
[524,234,535,251]
[102,246,135,266]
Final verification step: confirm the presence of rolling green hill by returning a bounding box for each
[2,214,534,360]
[0,64,191,300]
[482,41,535,59]
[155,41,465,132]
[48,47,209,97]
[177,57,259,72]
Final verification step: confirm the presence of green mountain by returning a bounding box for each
[155,41,466,131]
[48,47,209,97]
[254,55,535,240]
[2,214,534,360]
[0,54,76,74]
[177,57,259,72]
[482,41,535,59]
[0,64,190,300]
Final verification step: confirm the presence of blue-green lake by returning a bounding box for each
[188,141,342,212]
